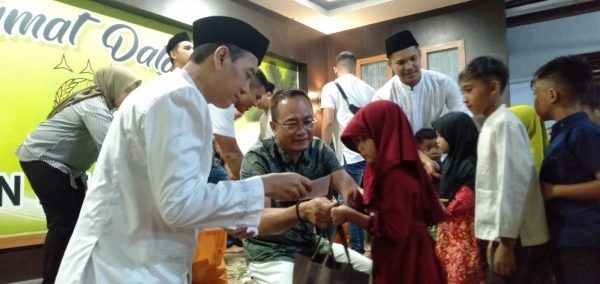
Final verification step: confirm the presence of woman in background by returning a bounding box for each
[16,66,140,284]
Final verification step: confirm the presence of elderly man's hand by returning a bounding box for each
[262,173,312,201]
[299,197,336,229]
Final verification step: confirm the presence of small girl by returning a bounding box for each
[431,112,484,284]
[338,100,446,284]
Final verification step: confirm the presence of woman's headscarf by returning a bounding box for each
[341,101,443,223]
[431,112,479,200]
[508,105,548,175]
[47,66,140,118]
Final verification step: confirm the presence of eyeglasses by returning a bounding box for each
[274,119,316,132]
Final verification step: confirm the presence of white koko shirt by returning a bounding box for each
[372,69,468,133]
[56,70,265,283]
[475,105,549,246]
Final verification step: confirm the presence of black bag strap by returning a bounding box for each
[334,82,352,108]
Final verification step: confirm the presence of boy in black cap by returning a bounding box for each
[55,16,321,283]
[166,31,193,70]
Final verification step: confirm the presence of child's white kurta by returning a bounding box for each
[475,104,549,246]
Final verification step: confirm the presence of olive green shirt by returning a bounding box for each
[241,137,342,262]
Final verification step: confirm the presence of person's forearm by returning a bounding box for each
[321,124,333,145]
[346,210,369,229]
[221,152,242,180]
[258,207,300,235]
[550,180,600,200]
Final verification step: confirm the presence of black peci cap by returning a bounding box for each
[385,30,419,57]
[166,31,191,56]
[192,16,270,64]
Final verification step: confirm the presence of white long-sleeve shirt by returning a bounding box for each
[372,69,468,133]
[475,105,549,246]
[56,70,264,283]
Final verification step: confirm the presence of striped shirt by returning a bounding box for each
[16,96,113,188]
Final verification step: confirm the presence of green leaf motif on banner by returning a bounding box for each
[53,78,93,107]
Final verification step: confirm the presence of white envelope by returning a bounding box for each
[302,175,331,200]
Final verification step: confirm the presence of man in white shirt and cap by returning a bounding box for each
[373,30,468,132]
[55,16,317,283]
[166,31,193,70]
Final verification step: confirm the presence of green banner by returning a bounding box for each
[0,0,183,239]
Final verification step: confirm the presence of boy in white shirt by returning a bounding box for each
[460,56,549,283]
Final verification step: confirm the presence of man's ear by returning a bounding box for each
[212,45,230,71]
[386,58,392,68]
[548,88,559,104]
[269,120,277,133]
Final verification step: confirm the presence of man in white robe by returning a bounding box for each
[55,16,313,283]
[372,30,469,133]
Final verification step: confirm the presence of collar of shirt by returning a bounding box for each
[397,69,426,92]
[483,104,507,125]
[551,112,588,138]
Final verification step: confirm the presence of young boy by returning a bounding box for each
[532,56,600,283]
[460,56,549,283]
[581,82,600,126]
[415,128,442,163]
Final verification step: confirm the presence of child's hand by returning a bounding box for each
[330,205,353,225]
[299,197,335,229]
[493,242,516,276]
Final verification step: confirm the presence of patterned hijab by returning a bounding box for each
[341,101,444,224]
[508,105,548,175]
[431,112,479,200]
[48,66,140,118]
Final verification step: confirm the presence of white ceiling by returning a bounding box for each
[248,0,471,34]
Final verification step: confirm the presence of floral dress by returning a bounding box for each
[436,186,484,284]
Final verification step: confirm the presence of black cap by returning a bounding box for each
[385,30,419,57]
[166,32,191,56]
[254,69,269,88]
[193,16,270,64]
[267,82,276,93]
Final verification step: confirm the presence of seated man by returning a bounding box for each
[240,89,372,284]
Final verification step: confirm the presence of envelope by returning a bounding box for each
[302,175,331,200]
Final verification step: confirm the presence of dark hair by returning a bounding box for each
[459,56,509,93]
[270,89,312,121]
[415,128,437,143]
[581,82,600,108]
[531,55,593,100]
[250,69,269,90]
[335,51,357,71]
[190,43,248,64]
